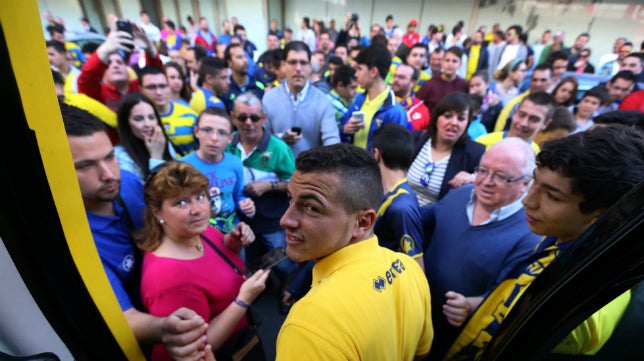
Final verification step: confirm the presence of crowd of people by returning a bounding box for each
[46,7,644,361]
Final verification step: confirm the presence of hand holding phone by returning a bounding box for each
[291,126,302,135]
[116,19,134,51]
[246,247,288,277]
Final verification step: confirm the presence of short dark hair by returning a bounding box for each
[47,23,65,37]
[542,106,577,134]
[284,41,311,61]
[199,56,227,79]
[610,70,636,84]
[624,52,644,66]
[533,62,553,76]
[469,94,483,113]
[593,110,644,131]
[354,45,391,79]
[547,50,570,64]
[445,46,463,59]
[224,43,243,64]
[197,106,232,129]
[507,24,523,36]
[428,92,473,146]
[138,65,166,86]
[409,42,428,55]
[372,124,415,171]
[521,91,557,121]
[581,86,608,104]
[328,56,343,67]
[537,124,644,214]
[295,143,382,213]
[46,39,66,53]
[61,103,106,136]
[331,64,356,87]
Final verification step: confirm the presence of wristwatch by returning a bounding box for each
[271,180,279,191]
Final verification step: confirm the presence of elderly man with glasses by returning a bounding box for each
[225,92,298,284]
[420,137,541,360]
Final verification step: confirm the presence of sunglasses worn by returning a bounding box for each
[236,113,262,122]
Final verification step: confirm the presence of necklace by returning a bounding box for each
[196,242,203,253]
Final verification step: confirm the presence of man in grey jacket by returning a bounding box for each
[262,41,340,157]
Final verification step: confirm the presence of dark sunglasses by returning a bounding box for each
[236,113,262,122]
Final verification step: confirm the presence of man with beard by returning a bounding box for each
[392,64,430,131]
[189,57,229,113]
[221,43,265,113]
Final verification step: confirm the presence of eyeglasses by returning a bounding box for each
[198,127,230,137]
[419,162,435,187]
[474,166,530,184]
[142,83,169,91]
[236,113,262,122]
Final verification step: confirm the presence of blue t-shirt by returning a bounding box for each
[181,152,246,233]
[374,179,424,259]
[86,169,145,311]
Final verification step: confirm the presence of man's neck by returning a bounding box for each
[232,72,248,87]
[157,102,170,115]
[441,72,457,82]
[508,130,532,144]
[112,80,129,94]
[367,78,386,100]
[379,167,407,194]
[59,63,71,78]
[241,131,263,153]
[85,199,115,217]
[196,148,223,163]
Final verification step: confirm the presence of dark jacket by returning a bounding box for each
[412,130,485,200]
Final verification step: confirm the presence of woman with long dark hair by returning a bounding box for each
[115,93,175,182]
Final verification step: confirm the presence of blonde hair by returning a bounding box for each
[138,161,210,251]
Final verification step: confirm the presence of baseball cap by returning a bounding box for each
[409,19,418,26]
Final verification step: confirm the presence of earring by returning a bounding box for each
[158,219,165,224]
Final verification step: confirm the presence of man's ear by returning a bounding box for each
[369,66,379,78]
[372,147,381,162]
[350,209,377,243]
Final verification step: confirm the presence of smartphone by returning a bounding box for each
[352,111,365,126]
[116,19,134,51]
[291,126,302,135]
[246,247,288,277]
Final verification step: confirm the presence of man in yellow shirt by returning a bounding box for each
[276,143,433,361]
[476,92,556,154]
[340,45,410,150]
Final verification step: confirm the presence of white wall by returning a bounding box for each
[282,0,644,69]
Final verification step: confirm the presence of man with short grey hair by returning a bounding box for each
[421,137,541,359]
[225,92,298,279]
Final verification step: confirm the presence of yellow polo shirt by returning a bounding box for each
[353,87,389,149]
